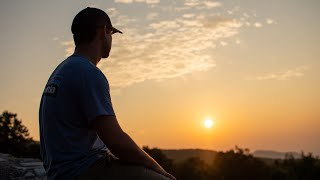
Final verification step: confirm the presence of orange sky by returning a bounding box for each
[0,0,319,155]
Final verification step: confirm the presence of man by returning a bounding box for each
[39,7,176,180]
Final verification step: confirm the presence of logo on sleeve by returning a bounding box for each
[44,83,58,97]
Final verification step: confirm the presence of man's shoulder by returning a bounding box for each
[53,56,108,87]
[53,56,98,79]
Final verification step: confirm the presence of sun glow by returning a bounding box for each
[204,118,214,128]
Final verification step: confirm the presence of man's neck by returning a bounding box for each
[74,46,101,66]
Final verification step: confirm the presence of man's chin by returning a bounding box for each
[102,53,109,59]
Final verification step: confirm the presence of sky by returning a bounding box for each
[1,0,320,155]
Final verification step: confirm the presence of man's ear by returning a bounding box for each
[97,26,106,40]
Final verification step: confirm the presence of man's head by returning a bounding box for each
[71,7,122,58]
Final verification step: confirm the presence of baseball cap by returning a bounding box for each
[71,7,122,35]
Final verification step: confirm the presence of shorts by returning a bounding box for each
[75,156,172,180]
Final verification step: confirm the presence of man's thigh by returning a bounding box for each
[76,158,171,180]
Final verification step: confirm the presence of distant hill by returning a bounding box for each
[161,149,301,165]
[162,149,217,165]
[253,150,301,159]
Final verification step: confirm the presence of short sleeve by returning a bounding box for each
[80,69,115,125]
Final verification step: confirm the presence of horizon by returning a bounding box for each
[1,0,319,156]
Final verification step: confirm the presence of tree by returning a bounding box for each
[0,111,33,157]
[209,146,270,180]
[271,152,320,180]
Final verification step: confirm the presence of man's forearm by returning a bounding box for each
[105,131,164,171]
[94,116,176,180]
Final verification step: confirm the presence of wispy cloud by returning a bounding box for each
[61,40,74,57]
[220,41,228,46]
[184,0,200,7]
[185,0,222,9]
[183,13,195,18]
[145,0,160,4]
[254,22,263,28]
[114,0,133,4]
[245,67,308,81]
[146,12,158,20]
[52,37,59,41]
[266,18,275,24]
[114,0,160,4]
[204,1,222,8]
[98,16,243,88]
[60,1,274,90]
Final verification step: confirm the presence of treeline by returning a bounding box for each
[1,111,320,179]
[143,146,320,180]
[0,111,40,159]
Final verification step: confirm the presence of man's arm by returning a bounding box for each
[92,115,176,180]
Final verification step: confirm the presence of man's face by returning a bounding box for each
[102,27,113,58]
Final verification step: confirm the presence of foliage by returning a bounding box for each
[0,111,40,158]
[144,145,320,180]
[175,156,210,180]
[271,152,320,180]
[209,146,270,180]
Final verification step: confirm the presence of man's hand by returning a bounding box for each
[151,167,177,180]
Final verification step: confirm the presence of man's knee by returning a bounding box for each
[139,168,172,180]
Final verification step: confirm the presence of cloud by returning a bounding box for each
[184,0,200,7]
[61,1,271,90]
[254,22,263,28]
[145,0,160,4]
[266,18,275,24]
[243,13,250,18]
[114,0,160,4]
[107,8,119,17]
[111,14,138,27]
[220,41,228,46]
[96,15,243,89]
[61,40,74,57]
[146,12,158,20]
[201,16,242,29]
[204,1,222,8]
[149,20,181,29]
[175,6,191,12]
[185,0,221,9]
[245,67,308,81]
[114,0,133,3]
[183,13,195,18]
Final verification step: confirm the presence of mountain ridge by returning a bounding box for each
[161,148,302,164]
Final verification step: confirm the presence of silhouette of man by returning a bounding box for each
[39,7,176,180]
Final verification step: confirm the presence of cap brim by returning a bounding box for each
[112,27,122,34]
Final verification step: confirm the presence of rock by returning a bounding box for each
[0,153,12,158]
[0,153,47,179]
[0,154,12,162]
[20,162,43,167]
[21,158,39,162]
[34,168,46,176]
[12,165,29,171]
[35,177,47,180]
[0,161,25,179]
[24,171,35,177]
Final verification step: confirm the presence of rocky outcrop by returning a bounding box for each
[0,153,46,180]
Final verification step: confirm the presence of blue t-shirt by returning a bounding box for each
[39,54,115,179]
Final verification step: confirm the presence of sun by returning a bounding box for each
[204,118,214,128]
